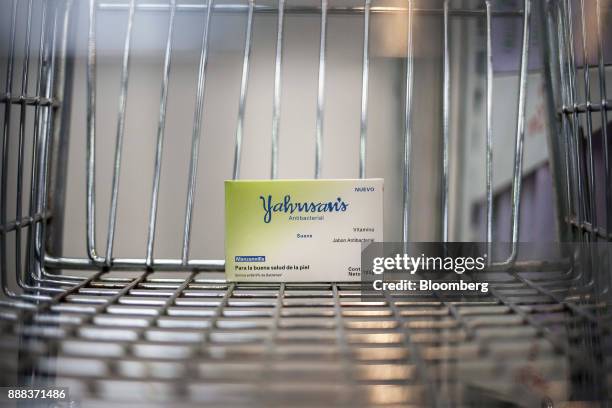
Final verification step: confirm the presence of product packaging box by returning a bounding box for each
[225,179,383,282]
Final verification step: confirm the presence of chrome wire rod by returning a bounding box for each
[15,0,35,284]
[105,0,136,266]
[359,0,371,179]
[23,2,59,296]
[495,0,531,266]
[1,0,24,299]
[86,0,102,263]
[32,5,71,292]
[0,96,58,106]
[45,253,224,270]
[29,1,86,283]
[98,2,526,17]
[232,0,255,180]
[270,0,285,179]
[1,213,49,234]
[556,3,577,234]
[27,0,51,280]
[579,0,598,242]
[314,0,328,179]
[485,1,493,261]
[1,2,66,299]
[402,0,414,243]
[564,0,587,233]
[553,3,572,231]
[145,0,177,268]
[181,0,215,265]
[441,0,450,242]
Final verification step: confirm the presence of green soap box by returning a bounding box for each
[225,179,383,282]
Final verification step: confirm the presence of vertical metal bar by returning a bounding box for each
[181,0,214,265]
[270,0,285,179]
[105,0,136,266]
[485,1,493,258]
[36,4,57,260]
[558,8,573,218]
[34,0,90,278]
[579,0,598,241]
[28,0,75,285]
[402,0,414,243]
[314,0,327,179]
[359,0,371,179]
[564,0,587,237]
[595,0,611,237]
[556,2,578,236]
[13,1,63,298]
[15,0,35,283]
[86,0,100,262]
[34,4,80,284]
[0,0,19,297]
[145,0,177,267]
[505,0,531,262]
[30,3,82,284]
[46,0,78,258]
[27,0,49,279]
[232,0,255,180]
[441,0,450,242]
[35,3,59,283]
[539,0,572,243]
[13,0,61,295]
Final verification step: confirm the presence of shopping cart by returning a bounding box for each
[0,0,610,406]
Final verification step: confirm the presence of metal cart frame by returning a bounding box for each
[0,0,610,406]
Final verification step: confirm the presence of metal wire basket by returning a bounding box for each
[0,0,611,406]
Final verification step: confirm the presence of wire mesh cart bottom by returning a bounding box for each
[1,268,610,407]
